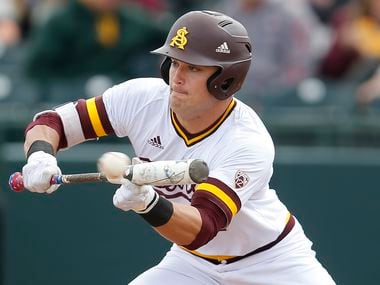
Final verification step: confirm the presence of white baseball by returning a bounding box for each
[97,152,131,179]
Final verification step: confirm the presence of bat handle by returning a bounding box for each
[8,172,61,192]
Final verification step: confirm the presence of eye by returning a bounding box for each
[171,59,179,67]
[189,65,200,72]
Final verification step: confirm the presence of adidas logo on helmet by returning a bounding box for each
[216,42,230,54]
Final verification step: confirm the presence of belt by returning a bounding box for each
[195,214,296,265]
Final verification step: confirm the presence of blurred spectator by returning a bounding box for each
[356,65,380,106]
[13,0,67,40]
[23,0,167,82]
[275,0,333,72]
[128,0,174,28]
[216,0,313,103]
[0,0,22,50]
[309,0,349,23]
[319,0,380,81]
[134,0,168,13]
[167,0,219,16]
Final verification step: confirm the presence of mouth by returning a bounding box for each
[171,88,187,96]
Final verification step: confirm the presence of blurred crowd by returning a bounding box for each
[0,0,379,112]
[1,2,380,280]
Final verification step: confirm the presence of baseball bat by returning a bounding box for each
[8,159,209,192]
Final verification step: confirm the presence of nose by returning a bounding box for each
[171,64,185,85]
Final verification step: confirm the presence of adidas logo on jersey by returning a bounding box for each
[148,136,164,149]
[216,42,230,54]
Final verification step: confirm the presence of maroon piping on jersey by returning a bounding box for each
[192,215,296,265]
[93,96,114,135]
[25,112,68,149]
[76,99,97,139]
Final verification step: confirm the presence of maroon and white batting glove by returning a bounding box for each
[22,151,62,194]
[113,180,159,213]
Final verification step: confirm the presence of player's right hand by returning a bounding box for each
[113,180,158,213]
[22,151,62,194]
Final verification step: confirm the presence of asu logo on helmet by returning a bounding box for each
[151,10,252,100]
[170,27,189,50]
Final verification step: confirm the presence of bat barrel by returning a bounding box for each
[125,159,209,186]
[189,159,209,184]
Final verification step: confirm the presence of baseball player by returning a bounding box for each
[21,10,336,284]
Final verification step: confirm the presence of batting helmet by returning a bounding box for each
[151,10,252,100]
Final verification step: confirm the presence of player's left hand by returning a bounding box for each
[113,180,158,213]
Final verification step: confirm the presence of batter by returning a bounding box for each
[21,10,336,285]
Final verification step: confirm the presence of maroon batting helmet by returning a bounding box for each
[151,10,252,100]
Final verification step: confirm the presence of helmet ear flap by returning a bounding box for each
[207,68,232,100]
[160,57,171,85]
[207,68,237,101]
[208,61,250,100]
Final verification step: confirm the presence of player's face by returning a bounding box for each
[169,59,219,120]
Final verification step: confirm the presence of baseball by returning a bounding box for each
[97,152,131,179]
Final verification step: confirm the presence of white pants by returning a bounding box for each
[130,220,336,285]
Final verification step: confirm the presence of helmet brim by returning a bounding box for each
[151,46,222,68]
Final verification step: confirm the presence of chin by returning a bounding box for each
[170,94,184,108]
[170,102,182,113]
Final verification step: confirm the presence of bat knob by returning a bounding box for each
[9,172,25,192]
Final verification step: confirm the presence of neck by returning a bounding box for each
[175,98,233,134]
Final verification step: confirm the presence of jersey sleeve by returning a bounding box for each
[192,134,275,226]
[102,78,169,138]
[211,137,275,204]
[35,78,167,149]
[26,96,116,150]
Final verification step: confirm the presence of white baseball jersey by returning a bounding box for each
[102,77,290,258]
[50,77,335,284]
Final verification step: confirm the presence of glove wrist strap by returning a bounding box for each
[27,140,55,158]
[139,194,174,227]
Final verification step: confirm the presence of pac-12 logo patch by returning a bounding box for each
[235,170,249,189]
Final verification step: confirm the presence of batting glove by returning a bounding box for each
[113,180,159,213]
[22,151,62,194]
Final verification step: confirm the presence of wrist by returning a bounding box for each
[27,150,56,161]
[26,140,54,159]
